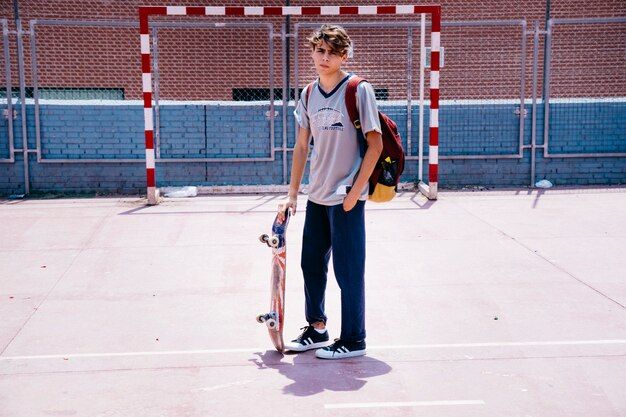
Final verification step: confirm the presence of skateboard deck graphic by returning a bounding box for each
[256,210,290,352]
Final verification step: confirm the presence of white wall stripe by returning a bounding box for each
[140,35,150,54]
[430,109,439,128]
[142,73,152,94]
[320,6,340,15]
[429,146,439,164]
[166,6,186,15]
[431,71,439,89]
[205,6,225,15]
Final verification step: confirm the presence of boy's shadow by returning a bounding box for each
[250,350,392,396]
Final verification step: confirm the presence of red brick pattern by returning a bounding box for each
[1,0,624,101]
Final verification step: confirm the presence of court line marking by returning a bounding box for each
[325,400,486,409]
[0,348,260,361]
[368,339,626,349]
[1,339,625,361]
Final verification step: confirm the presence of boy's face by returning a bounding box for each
[311,41,347,76]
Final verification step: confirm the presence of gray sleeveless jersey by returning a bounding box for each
[294,74,381,206]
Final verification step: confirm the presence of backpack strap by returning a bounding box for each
[345,76,365,129]
[303,81,314,109]
[345,76,367,156]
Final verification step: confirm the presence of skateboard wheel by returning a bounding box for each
[259,234,269,244]
[268,235,280,248]
[266,318,277,329]
[256,314,265,323]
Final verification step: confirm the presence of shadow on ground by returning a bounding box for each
[250,350,392,396]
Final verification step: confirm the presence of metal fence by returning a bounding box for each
[1,19,15,163]
[294,21,432,159]
[543,17,626,158]
[7,18,440,162]
[438,20,529,159]
[1,14,625,193]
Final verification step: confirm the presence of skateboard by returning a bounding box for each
[256,209,290,352]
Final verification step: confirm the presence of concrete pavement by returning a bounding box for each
[1,187,625,416]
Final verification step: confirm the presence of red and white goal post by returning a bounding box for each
[139,5,441,205]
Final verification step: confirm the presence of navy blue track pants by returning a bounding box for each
[300,199,366,342]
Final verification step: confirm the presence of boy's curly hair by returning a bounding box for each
[307,24,352,55]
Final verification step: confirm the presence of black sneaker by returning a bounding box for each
[284,326,331,352]
[315,338,366,359]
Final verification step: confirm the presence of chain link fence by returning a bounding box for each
[438,21,530,158]
[293,20,432,159]
[153,23,278,102]
[544,17,626,157]
[0,1,624,192]
[0,19,14,161]
[548,19,625,99]
[31,22,140,100]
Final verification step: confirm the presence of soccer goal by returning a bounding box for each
[139,5,441,205]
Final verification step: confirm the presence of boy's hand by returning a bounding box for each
[277,197,297,224]
[343,188,359,212]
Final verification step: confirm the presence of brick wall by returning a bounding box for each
[1,0,624,100]
[0,0,624,195]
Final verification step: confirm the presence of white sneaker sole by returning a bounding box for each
[315,348,367,359]
[284,340,332,352]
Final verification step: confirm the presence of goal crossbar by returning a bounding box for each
[139,5,441,204]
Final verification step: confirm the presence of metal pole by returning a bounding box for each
[518,21,527,159]
[282,23,288,184]
[542,0,550,102]
[418,14,425,182]
[284,0,290,185]
[293,24,300,155]
[29,20,41,162]
[152,26,161,158]
[406,26,413,157]
[2,20,15,163]
[530,21,540,186]
[543,20,552,158]
[268,25,275,169]
[15,16,30,194]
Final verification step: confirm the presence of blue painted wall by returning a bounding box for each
[0,100,624,195]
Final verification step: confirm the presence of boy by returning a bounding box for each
[277,24,382,359]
